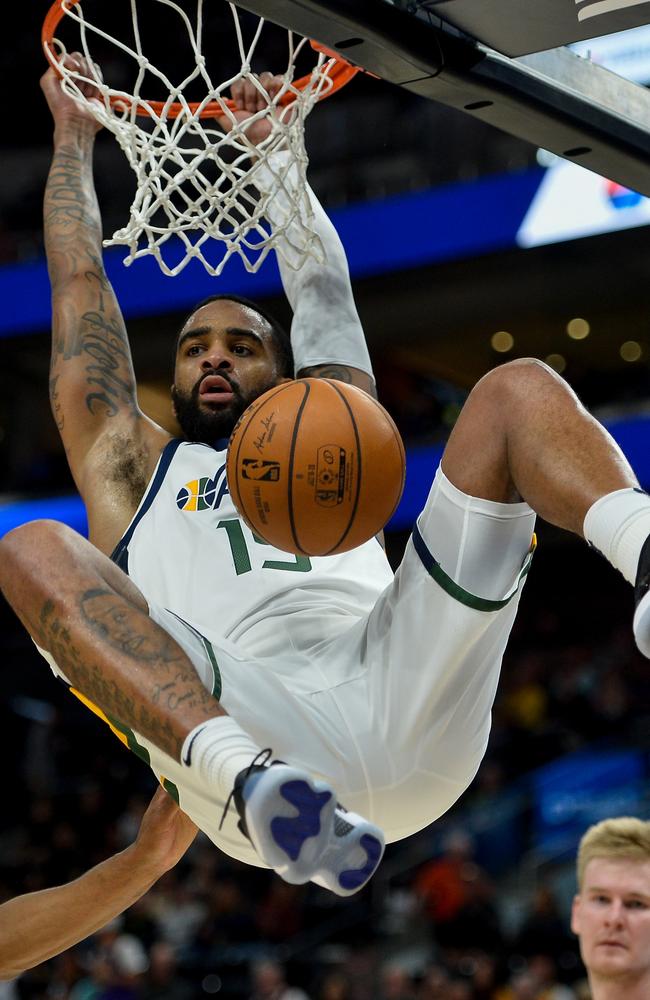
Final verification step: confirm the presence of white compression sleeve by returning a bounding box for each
[254,151,374,380]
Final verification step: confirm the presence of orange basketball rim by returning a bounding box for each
[42,0,361,119]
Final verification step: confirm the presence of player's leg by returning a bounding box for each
[440,358,650,651]
[0,519,382,893]
[341,465,536,840]
[0,518,225,759]
[441,357,635,528]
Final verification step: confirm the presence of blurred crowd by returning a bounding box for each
[1,531,647,1000]
[0,780,589,1000]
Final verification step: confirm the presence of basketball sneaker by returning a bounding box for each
[633,535,650,658]
[229,758,385,895]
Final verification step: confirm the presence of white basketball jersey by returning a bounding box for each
[112,439,394,658]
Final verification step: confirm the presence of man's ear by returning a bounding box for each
[171,385,177,416]
[570,894,581,936]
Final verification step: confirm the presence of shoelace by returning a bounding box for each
[218,747,274,832]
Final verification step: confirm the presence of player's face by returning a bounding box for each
[572,857,650,988]
[172,300,289,443]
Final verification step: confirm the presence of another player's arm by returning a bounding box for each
[41,58,168,542]
[0,788,197,980]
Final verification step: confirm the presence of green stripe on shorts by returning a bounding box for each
[412,522,536,612]
[167,610,222,700]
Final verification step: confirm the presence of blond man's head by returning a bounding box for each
[577,817,650,890]
[572,817,650,995]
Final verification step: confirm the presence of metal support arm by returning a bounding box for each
[237,0,650,195]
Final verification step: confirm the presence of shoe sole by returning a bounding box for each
[241,766,384,895]
[634,588,650,658]
[312,812,385,896]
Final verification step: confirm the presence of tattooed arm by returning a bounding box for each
[41,56,169,549]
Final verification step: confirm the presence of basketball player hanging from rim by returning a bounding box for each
[5,49,650,898]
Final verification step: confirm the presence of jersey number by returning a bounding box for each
[216,518,312,575]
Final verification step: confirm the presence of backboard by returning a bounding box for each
[235,0,650,196]
[407,0,650,58]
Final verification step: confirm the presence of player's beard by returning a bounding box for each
[172,373,277,443]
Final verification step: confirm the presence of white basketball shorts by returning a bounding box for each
[40,466,536,866]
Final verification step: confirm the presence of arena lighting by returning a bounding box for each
[620,340,643,361]
[545,353,567,373]
[567,317,591,339]
[491,331,514,352]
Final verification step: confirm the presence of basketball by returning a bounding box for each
[226,379,406,556]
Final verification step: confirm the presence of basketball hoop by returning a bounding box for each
[41,0,360,276]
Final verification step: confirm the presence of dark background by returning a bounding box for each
[1,4,649,998]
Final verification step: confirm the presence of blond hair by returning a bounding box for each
[577,817,650,889]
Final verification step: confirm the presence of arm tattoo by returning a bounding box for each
[314,366,354,384]
[37,593,215,760]
[45,141,139,423]
[45,142,102,288]
[49,374,64,431]
[79,309,135,417]
[300,363,378,398]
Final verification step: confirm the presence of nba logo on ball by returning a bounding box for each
[227,379,406,556]
[176,476,218,511]
[241,459,281,482]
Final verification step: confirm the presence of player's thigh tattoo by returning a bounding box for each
[79,587,184,663]
[37,593,211,757]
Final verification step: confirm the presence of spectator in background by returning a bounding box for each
[256,881,307,943]
[413,830,476,936]
[447,979,474,1000]
[418,964,452,999]
[315,971,353,1000]
[144,941,193,1000]
[70,927,149,1000]
[526,955,575,999]
[571,816,650,999]
[469,951,501,999]
[514,887,575,962]
[439,867,505,956]
[496,968,542,1000]
[148,871,208,951]
[249,959,311,1000]
[414,829,504,958]
[378,962,417,1000]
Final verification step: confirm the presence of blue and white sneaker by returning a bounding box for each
[633,535,650,658]
[230,758,385,896]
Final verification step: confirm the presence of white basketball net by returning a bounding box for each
[43,1,346,276]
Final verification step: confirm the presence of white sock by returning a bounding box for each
[181,716,266,800]
[583,488,650,585]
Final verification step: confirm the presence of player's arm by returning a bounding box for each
[0,787,197,980]
[40,57,167,505]
[277,187,376,396]
[228,76,376,397]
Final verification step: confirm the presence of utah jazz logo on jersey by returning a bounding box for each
[176,476,218,511]
[176,464,229,512]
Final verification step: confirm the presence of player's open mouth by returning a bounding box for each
[199,374,235,405]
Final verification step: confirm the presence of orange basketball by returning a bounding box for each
[226,378,406,556]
